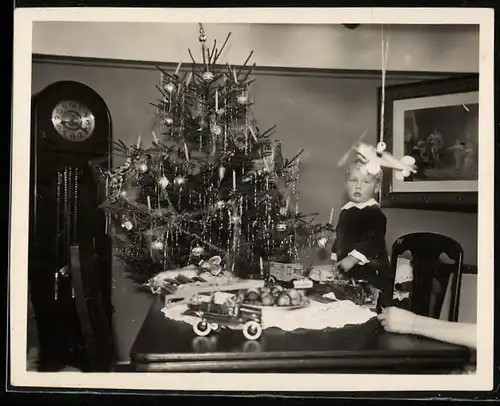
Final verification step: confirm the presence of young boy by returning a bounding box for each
[331,159,394,310]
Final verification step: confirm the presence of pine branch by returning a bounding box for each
[155,65,178,83]
[208,38,217,64]
[241,63,257,83]
[237,50,254,77]
[187,48,197,65]
[213,32,232,64]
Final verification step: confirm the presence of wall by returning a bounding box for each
[32,22,480,73]
[31,23,479,362]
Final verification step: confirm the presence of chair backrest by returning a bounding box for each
[390,232,463,321]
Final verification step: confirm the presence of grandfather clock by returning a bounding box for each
[29,81,113,371]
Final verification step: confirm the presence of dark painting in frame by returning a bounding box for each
[378,74,479,213]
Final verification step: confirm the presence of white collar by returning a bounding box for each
[341,198,379,211]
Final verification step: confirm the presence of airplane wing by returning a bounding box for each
[337,149,352,167]
[337,130,369,167]
[379,151,406,170]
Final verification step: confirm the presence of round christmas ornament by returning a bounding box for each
[158,176,170,189]
[237,94,248,105]
[216,108,225,116]
[215,200,226,210]
[279,207,287,216]
[211,124,222,136]
[191,245,204,256]
[138,163,149,173]
[276,222,287,232]
[173,175,186,186]
[164,116,174,126]
[121,220,133,231]
[318,237,329,249]
[202,71,215,82]
[164,82,176,93]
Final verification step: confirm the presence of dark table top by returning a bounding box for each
[130,298,472,373]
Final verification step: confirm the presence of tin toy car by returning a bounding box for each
[267,262,313,289]
[184,300,264,340]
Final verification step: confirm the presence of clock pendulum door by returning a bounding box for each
[29,81,113,371]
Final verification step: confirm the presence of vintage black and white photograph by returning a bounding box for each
[404,102,479,182]
[10,8,494,393]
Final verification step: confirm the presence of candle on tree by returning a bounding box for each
[175,62,182,76]
[232,170,236,191]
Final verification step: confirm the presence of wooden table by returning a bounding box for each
[130,298,472,373]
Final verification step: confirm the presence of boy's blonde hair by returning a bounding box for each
[345,158,382,184]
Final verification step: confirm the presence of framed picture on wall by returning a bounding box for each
[378,74,479,213]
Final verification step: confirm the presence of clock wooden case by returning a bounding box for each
[30,80,114,371]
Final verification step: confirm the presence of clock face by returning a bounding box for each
[51,100,96,142]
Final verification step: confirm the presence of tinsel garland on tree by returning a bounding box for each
[94,24,334,290]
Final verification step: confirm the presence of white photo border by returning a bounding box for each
[10,7,495,393]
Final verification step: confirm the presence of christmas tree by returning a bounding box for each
[97,24,334,292]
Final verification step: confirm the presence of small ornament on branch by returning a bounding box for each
[151,239,165,251]
[276,222,287,232]
[211,124,222,136]
[121,218,133,231]
[317,237,328,249]
[202,71,215,82]
[164,82,176,93]
[191,245,204,257]
[158,176,170,189]
[237,93,248,105]
[174,175,186,186]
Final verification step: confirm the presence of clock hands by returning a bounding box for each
[55,115,89,133]
[60,119,89,133]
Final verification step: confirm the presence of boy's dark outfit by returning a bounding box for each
[331,199,394,310]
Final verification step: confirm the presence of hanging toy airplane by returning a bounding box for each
[337,131,418,180]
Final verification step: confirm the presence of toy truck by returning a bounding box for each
[184,301,263,340]
[267,262,313,289]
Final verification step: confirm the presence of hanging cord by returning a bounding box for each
[379,27,390,145]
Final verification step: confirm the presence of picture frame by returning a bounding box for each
[378,74,479,213]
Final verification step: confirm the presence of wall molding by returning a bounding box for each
[32,53,466,82]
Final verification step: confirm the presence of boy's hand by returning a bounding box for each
[336,255,360,272]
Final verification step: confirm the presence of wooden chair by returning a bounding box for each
[390,232,464,322]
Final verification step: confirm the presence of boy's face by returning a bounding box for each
[345,167,379,203]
